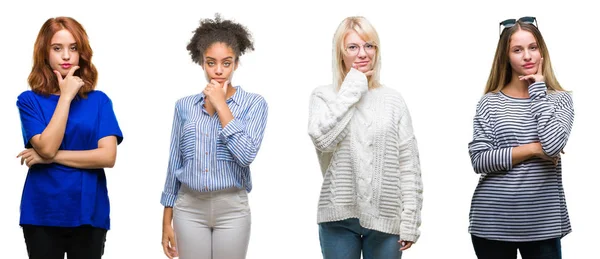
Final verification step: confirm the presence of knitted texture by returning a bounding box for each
[308,68,423,242]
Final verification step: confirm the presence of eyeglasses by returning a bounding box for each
[499,16,537,36]
[345,43,377,56]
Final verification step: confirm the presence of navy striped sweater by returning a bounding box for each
[468,82,574,242]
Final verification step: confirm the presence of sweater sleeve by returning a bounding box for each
[528,82,574,157]
[468,97,513,174]
[396,96,423,243]
[308,68,368,152]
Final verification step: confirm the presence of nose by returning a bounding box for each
[62,49,70,61]
[215,64,223,75]
[523,49,532,61]
[357,46,367,58]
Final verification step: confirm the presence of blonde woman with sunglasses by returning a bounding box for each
[468,17,573,259]
[308,16,423,259]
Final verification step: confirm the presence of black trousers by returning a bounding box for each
[22,225,107,259]
[472,235,561,259]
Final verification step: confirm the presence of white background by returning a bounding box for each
[0,0,598,258]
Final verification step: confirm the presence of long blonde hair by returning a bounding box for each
[332,16,381,89]
[484,22,564,94]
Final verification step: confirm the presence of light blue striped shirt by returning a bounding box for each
[161,86,268,207]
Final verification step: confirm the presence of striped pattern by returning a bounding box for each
[161,86,268,207]
[308,68,423,242]
[468,82,574,242]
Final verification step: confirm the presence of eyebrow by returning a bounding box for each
[205,56,234,60]
[510,42,538,48]
[50,42,77,46]
[346,42,374,46]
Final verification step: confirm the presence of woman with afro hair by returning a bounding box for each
[159,14,268,259]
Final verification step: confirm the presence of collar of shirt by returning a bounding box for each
[193,85,244,107]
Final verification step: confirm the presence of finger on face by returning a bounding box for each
[210,79,221,86]
[67,66,80,77]
[538,58,544,75]
[53,70,64,81]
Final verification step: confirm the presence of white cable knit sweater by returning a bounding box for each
[308,68,423,242]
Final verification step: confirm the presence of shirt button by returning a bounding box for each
[205,169,208,172]
[205,186,209,191]
[205,152,208,155]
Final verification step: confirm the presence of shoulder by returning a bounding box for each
[17,90,37,102]
[375,86,408,109]
[86,90,112,103]
[17,90,47,110]
[175,94,200,108]
[548,90,573,107]
[476,92,500,109]
[238,87,267,107]
[379,86,404,99]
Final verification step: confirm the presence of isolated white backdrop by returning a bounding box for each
[0,0,597,258]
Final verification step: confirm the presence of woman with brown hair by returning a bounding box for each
[16,16,123,259]
[468,17,573,259]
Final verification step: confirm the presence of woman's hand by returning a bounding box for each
[53,66,84,100]
[399,240,414,251]
[162,224,178,259]
[528,142,560,165]
[17,148,52,167]
[203,79,228,109]
[519,58,544,84]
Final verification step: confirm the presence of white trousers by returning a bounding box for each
[173,185,251,259]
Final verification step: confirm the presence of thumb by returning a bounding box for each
[171,236,177,249]
[53,70,63,82]
[223,80,229,88]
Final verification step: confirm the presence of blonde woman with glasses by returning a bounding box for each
[308,16,423,259]
[468,17,574,259]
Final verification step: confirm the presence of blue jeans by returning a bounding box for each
[319,218,402,259]
[472,235,562,259]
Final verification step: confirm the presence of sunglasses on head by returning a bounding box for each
[499,16,537,36]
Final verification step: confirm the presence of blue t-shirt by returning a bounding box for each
[17,90,123,230]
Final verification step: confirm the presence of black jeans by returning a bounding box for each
[472,235,561,259]
[22,225,107,259]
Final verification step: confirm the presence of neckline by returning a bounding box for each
[499,91,530,102]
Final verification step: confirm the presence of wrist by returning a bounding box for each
[214,102,228,112]
[527,143,542,158]
[58,94,74,103]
